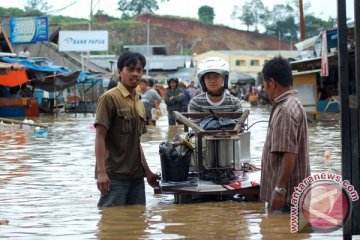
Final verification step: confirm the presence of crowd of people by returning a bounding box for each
[94,52,310,218]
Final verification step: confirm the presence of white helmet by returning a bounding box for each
[197,57,229,92]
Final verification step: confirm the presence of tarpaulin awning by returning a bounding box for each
[0,57,80,91]
[0,62,29,87]
[0,62,24,74]
[0,57,71,73]
[229,72,255,85]
[31,71,81,92]
[294,35,319,51]
[0,62,11,75]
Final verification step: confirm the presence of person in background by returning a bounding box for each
[257,83,271,105]
[178,81,191,112]
[317,82,330,100]
[147,78,154,88]
[107,80,118,90]
[94,51,158,208]
[20,84,32,97]
[9,86,21,97]
[147,78,164,98]
[246,82,259,105]
[188,57,242,113]
[18,46,30,58]
[187,81,198,99]
[138,78,162,126]
[246,82,259,98]
[260,56,310,212]
[164,77,185,125]
[229,85,242,100]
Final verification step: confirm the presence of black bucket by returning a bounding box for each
[159,141,192,182]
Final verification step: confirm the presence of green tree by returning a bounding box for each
[264,4,299,42]
[304,15,336,38]
[0,7,27,17]
[50,15,88,25]
[198,5,215,24]
[232,5,253,31]
[267,4,295,25]
[326,17,337,29]
[117,0,169,17]
[289,0,311,21]
[113,41,125,55]
[262,1,337,44]
[232,0,268,31]
[265,16,299,43]
[24,0,51,15]
[120,13,132,20]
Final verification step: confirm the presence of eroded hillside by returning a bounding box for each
[62,14,291,55]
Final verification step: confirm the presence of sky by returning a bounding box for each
[2,0,355,31]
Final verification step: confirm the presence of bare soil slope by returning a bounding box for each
[64,14,291,55]
[136,15,291,54]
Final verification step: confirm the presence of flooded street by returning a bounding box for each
[0,102,344,239]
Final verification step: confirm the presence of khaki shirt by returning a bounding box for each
[95,83,147,180]
[260,90,310,206]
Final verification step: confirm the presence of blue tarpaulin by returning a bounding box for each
[0,57,71,73]
[0,57,81,92]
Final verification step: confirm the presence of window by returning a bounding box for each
[235,59,246,66]
[250,60,260,66]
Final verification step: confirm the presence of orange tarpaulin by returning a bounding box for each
[0,66,29,87]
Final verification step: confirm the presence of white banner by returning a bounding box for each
[320,30,328,77]
[59,31,108,52]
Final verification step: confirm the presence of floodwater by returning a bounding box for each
[0,102,345,239]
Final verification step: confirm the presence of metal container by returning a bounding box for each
[217,139,234,167]
[203,132,239,169]
[204,139,215,169]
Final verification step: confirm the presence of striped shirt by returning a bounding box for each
[188,92,242,112]
[260,90,310,206]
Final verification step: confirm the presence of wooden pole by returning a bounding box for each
[0,117,48,128]
[233,110,249,133]
[299,0,306,41]
[173,111,205,133]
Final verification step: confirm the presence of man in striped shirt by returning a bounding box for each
[188,57,242,113]
[260,56,310,212]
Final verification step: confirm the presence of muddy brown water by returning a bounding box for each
[0,102,344,239]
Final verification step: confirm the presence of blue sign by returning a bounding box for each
[9,16,49,44]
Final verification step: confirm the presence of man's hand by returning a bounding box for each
[146,171,160,188]
[270,191,285,211]
[97,171,110,196]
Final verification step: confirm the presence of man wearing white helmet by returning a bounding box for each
[188,57,242,112]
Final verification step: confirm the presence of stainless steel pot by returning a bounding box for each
[203,132,239,169]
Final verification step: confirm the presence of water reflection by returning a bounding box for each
[0,103,344,239]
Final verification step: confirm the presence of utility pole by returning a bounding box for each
[86,0,93,72]
[299,0,306,41]
[278,31,281,50]
[146,18,150,77]
[89,0,93,31]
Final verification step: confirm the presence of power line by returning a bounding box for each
[46,0,79,15]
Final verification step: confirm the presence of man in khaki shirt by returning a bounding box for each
[94,51,158,207]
